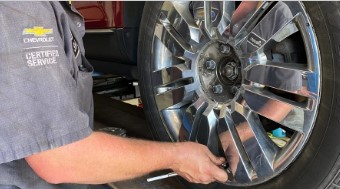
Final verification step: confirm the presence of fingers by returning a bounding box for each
[205,148,225,165]
[193,161,228,184]
[185,168,228,185]
[175,142,230,184]
[202,148,228,183]
[212,166,229,183]
[210,154,225,165]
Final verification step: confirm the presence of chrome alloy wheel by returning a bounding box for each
[150,1,320,185]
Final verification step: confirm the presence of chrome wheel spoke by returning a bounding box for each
[161,109,186,142]
[152,64,193,88]
[219,114,256,181]
[196,105,220,155]
[152,39,186,71]
[186,96,208,141]
[244,110,279,173]
[171,1,203,43]
[240,85,311,133]
[245,61,313,95]
[231,1,273,42]
[217,1,235,36]
[204,1,217,39]
[156,12,194,57]
[233,103,280,166]
[237,11,302,54]
[256,14,303,53]
[155,85,195,110]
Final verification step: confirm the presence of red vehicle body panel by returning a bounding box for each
[72,1,144,79]
[73,1,124,29]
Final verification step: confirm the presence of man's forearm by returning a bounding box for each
[25,132,177,184]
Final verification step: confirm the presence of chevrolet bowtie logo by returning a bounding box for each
[23,26,53,37]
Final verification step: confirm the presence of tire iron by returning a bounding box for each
[147,172,178,182]
[146,163,227,182]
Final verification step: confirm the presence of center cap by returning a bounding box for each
[198,41,241,103]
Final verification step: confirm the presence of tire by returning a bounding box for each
[138,2,340,189]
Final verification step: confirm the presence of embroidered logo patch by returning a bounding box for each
[22,26,54,44]
[25,50,60,67]
[22,26,59,67]
[23,26,53,37]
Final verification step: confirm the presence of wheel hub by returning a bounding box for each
[222,62,239,80]
[198,41,241,103]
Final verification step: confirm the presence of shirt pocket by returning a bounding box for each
[75,55,94,114]
[75,55,94,89]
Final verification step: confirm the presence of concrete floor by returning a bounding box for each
[93,94,187,189]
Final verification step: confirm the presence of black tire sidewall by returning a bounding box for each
[138,2,173,142]
[138,2,340,189]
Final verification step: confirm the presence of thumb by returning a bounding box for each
[212,165,229,183]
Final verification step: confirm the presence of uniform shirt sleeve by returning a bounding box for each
[0,2,93,164]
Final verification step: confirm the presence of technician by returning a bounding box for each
[0,2,228,188]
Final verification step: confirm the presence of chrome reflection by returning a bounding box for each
[152,1,320,186]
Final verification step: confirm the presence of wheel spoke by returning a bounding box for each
[204,1,217,38]
[152,38,186,71]
[155,12,194,57]
[217,1,235,36]
[256,14,303,53]
[236,10,302,54]
[152,64,193,87]
[186,96,208,141]
[231,1,273,42]
[219,114,256,181]
[233,103,280,169]
[155,85,195,110]
[154,80,194,95]
[240,85,312,133]
[196,105,220,156]
[161,108,185,142]
[245,61,313,95]
[244,110,279,173]
[171,1,203,43]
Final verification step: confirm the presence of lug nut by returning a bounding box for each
[219,44,230,54]
[231,86,239,94]
[212,84,223,94]
[205,60,216,70]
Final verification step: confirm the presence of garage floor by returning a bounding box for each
[93,94,187,189]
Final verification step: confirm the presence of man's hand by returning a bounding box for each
[171,142,228,184]
[219,132,240,174]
